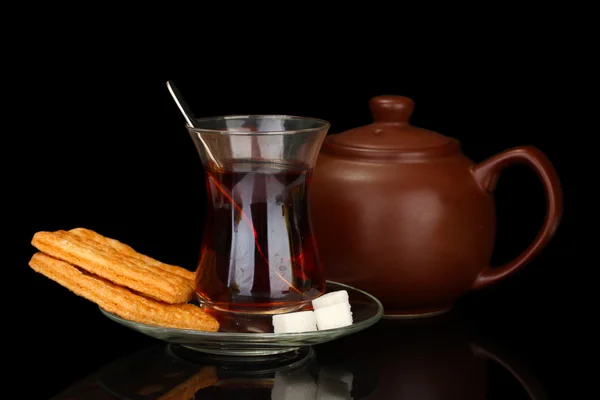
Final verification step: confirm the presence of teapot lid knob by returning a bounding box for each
[322,94,460,158]
[370,95,414,123]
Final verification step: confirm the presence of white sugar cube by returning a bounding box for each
[272,310,318,334]
[311,290,349,310]
[314,302,353,330]
[271,369,317,400]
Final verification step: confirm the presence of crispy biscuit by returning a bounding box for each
[69,227,196,282]
[29,252,219,332]
[32,229,194,304]
[156,366,218,400]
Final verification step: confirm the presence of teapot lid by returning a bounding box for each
[324,95,461,159]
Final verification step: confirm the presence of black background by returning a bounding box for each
[9,12,592,398]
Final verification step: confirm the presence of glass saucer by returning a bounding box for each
[99,281,383,356]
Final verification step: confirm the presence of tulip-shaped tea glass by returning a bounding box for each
[187,115,330,315]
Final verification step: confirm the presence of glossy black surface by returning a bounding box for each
[41,301,564,399]
[11,21,586,398]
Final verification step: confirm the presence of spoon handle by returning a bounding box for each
[166,80,197,128]
[166,80,222,170]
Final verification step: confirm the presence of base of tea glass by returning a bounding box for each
[196,288,325,317]
[197,292,321,336]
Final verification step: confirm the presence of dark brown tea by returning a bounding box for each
[195,160,325,313]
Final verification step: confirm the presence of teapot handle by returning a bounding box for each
[470,340,549,399]
[470,146,563,290]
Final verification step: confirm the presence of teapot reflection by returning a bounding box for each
[318,310,548,400]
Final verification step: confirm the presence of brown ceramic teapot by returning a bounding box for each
[310,95,563,317]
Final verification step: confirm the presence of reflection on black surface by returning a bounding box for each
[51,310,547,399]
[51,344,356,399]
[315,310,548,400]
[51,344,219,400]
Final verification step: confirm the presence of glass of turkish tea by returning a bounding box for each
[186,115,330,315]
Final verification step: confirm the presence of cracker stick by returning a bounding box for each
[29,252,219,332]
[69,227,195,282]
[32,230,194,304]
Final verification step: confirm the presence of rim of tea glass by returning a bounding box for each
[185,114,331,135]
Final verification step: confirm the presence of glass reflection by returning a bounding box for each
[51,310,548,399]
